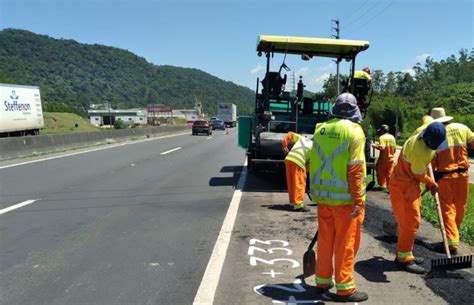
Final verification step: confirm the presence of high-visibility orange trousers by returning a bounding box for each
[315,204,365,296]
[284,160,306,206]
[438,174,469,250]
[375,161,395,188]
[389,181,421,262]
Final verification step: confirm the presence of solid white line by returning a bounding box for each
[0,199,37,215]
[193,160,247,305]
[0,132,189,169]
[160,147,182,155]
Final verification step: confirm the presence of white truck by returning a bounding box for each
[217,103,237,127]
[0,83,44,137]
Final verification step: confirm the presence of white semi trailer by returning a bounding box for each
[217,103,237,127]
[0,83,44,137]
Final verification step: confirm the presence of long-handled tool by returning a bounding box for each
[428,165,472,273]
[303,230,318,277]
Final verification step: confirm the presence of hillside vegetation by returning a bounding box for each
[42,112,101,134]
[0,29,254,116]
[321,49,474,135]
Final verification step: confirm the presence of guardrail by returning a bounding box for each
[0,125,189,161]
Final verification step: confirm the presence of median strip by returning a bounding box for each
[160,147,182,155]
[0,199,38,215]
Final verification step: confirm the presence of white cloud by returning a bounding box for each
[401,68,416,76]
[316,63,335,73]
[312,73,331,86]
[250,64,264,75]
[416,53,432,61]
[297,66,310,76]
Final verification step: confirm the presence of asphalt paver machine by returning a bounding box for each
[238,35,371,172]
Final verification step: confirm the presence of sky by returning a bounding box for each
[1,0,473,92]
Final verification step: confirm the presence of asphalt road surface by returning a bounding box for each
[1,130,473,305]
[0,129,245,305]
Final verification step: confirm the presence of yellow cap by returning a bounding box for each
[421,115,433,125]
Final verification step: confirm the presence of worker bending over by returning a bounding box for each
[430,108,474,255]
[372,124,396,190]
[282,132,312,211]
[309,93,368,302]
[389,122,446,274]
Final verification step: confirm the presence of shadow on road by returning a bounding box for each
[254,277,326,304]
[355,256,397,283]
[208,165,242,187]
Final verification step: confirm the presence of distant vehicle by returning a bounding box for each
[211,119,225,130]
[210,117,218,122]
[217,103,237,128]
[192,120,212,135]
[0,83,44,137]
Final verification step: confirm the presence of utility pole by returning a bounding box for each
[332,19,341,95]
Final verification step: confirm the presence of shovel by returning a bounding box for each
[428,165,472,273]
[303,230,318,277]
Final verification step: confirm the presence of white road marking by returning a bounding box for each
[0,199,37,215]
[0,132,189,169]
[206,136,213,140]
[160,147,182,155]
[193,160,247,305]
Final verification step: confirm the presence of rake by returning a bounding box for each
[428,165,472,273]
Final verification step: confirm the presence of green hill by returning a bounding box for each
[0,29,255,115]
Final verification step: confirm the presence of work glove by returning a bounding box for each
[426,183,439,196]
[351,204,363,219]
[282,146,289,154]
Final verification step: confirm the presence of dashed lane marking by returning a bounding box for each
[160,147,182,155]
[0,199,38,215]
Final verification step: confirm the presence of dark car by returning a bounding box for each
[211,119,225,130]
[192,120,212,135]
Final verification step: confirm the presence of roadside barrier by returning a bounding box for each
[0,125,189,161]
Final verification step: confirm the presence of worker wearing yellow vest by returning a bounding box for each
[353,67,372,86]
[308,93,368,302]
[430,108,474,255]
[389,122,446,274]
[372,125,397,190]
[282,132,312,211]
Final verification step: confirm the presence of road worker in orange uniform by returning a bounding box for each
[372,125,396,190]
[308,93,368,302]
[389,122,446,274]
[430,108,474,255]
[282,132,313,211]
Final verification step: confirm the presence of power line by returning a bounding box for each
[346,1,395,36]
[344,1,383,28]
[342,0,370,24]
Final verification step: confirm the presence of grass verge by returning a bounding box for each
[421,183,474,246]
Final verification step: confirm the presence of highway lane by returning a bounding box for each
[0,129,245,305]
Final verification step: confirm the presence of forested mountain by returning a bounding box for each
[0,29,254,115]
[321,49,474,136]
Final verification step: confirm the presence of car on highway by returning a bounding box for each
[211,119,225,130]
[192,120,212,135]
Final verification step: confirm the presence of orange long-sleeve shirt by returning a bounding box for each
[391,128,437,188]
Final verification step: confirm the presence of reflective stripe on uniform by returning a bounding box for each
[397,251,414,259]
[448,240,460,246]
[335,281,355,291]
[315,276,333,285]
[311,140,349,187]
[310,189,352,200]
[313,178,348,189]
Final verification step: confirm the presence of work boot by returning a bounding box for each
[333,291,368,302]
[395,260,426,274]
[313,282,334,294]
[293,205,309,212]
[433,243,458,255]
[414,257,424,265]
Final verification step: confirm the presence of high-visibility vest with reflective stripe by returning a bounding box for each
[285,137,312,170]
[309,119,356,205]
